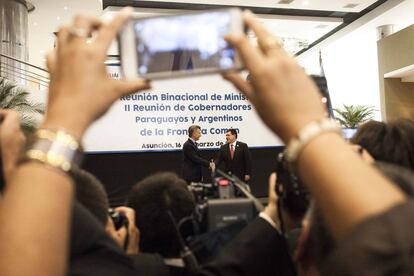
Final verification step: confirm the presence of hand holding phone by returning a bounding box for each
[119,8,244,79]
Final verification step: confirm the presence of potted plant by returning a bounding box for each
[0,77,44,134]
[333,104,376,128]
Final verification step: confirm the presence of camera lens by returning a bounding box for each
[108,208,128,230]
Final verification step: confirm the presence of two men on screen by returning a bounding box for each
[181,126,252,184]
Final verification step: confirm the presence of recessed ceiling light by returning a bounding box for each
[343,3,360,8]
[277,0,294,4]
[57,16,61,20]
[63,6,68,10]
[302,1,310,6]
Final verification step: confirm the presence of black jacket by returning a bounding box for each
[200,217,296,276]
[71,203,295,276]
[215,141,252,181]
[182,139,210,183]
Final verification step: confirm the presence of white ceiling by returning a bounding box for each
[26,0,414,66]
[110,0,380,12]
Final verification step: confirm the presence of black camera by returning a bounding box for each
[185,174,259,264]
[187,175,257,233]
[108,208,129,230]
[275,152,310,232]
[187,177,238,203]
[188,182,218,203]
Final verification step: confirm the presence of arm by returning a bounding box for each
[224,11,404,241]
[0,9,150,276]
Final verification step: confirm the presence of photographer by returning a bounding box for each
[127,172,196,274]
[0,8,411,276]
[106,206,140,255]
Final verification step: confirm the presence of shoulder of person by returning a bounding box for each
[237,141,248,147]
[220,143,228,149]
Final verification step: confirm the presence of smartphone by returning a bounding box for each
[119,8,244,80]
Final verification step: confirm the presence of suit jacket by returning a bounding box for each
[199,217,296,276]
[182,138,210,183]
[71,202,295,276]
[69,202,137,276]
[130,218,296,276]
[215,141,252,181]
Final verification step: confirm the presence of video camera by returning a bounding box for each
[182,172,261,265]
[187,172,260,233]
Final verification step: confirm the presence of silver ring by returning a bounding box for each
[68,27,89,39]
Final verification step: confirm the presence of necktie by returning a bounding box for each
[230,144,234,160]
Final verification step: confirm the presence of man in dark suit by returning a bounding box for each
[215,129,252,182]
[182,125,214,184]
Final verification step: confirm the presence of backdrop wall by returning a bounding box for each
[83,146,284,206]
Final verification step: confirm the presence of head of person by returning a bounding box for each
[126,172,196,258]
[188,125,202,141]
[297,162,414,275]
[351,119,414,171]
[225,128,238,144]
[72,169,109,226]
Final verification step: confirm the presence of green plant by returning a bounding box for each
[333,104,376,128]
[0,77,45,134]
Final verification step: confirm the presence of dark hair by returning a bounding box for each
[126,172,195,257]
[188,125,201,138]
[351,119,414,171]
[226,128,238,139]
[72,169,109,226]
[310,162,414,272]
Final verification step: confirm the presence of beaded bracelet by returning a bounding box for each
[286,119,341,163]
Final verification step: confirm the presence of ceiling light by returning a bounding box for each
[302,1,310,6]
[343,3,360,8]
[63,6,68,10]
[57,16,61,20]
[277,0,294,4]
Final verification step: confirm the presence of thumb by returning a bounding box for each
[268,173,277,203]
[116,79,151,95]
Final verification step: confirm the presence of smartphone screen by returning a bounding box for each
[122,9,242,79]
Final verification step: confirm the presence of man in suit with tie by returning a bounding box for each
[182,125,215,184]
[215,128,252,182]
